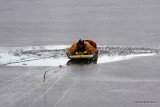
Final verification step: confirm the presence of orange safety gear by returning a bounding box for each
[66,41,97,55]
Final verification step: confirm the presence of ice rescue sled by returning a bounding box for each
[67,54,98,65]
[69,55,93,59]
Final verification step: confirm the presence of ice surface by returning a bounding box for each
[0,0,160,47]
[0,45,158,66]
[1,0,160,107]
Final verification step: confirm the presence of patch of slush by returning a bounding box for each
[0,45,158,66]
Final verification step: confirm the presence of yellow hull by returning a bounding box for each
[69,55,93,59]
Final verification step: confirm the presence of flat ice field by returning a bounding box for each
[1,0,160,107]
[0,45,160,107]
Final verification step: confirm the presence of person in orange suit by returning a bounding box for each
[66,39,98,58]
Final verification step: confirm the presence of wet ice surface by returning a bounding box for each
[1,53,160,107]
[1,0,160,107]
[0,45,159,66]
[1,49,160,107]
[1,0,160,48]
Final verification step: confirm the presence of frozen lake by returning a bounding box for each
[0,0,160,107]
[0,0,160,47]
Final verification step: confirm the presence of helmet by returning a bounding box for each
[78,39,84,45]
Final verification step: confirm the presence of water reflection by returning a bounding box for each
[67,57,98,66]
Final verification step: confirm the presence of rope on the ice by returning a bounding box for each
[0,55,57,66]
[0,57,94,85]
[0,58,77,85]
[0,59,69,85]
[43,59,79,82]
[43,68,57,83]
[0,55,68,85]
[0,67,61,85]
